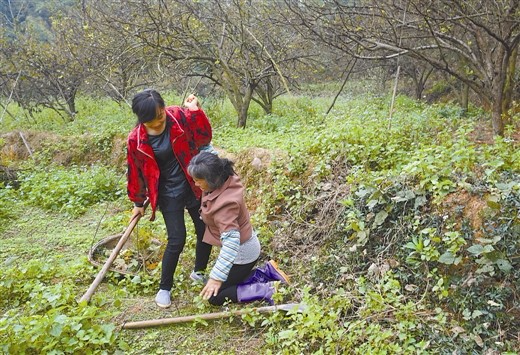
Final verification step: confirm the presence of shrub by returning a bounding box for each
[18,164,124,217]
[0,258,126,353]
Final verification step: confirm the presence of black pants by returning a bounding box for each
[208,260,257,306]
[158,190,212,291]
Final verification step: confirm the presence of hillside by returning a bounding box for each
[0,94,519,353]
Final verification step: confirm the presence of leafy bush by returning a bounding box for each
[0,258,126,353]
[18,164,124,216]
[0,185,17,227]
[262,278,440,353]
[223,95,519,352]
[2,91,519,352]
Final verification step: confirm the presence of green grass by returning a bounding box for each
[0,196,280,352]
[1,91,519,353]
[0,200,263,352]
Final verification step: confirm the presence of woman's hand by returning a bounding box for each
[184,94,200,111]
[131,206,145,221]
[200,278,223,300]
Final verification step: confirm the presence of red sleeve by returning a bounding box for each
[189,108,212,148]
[126,140,147,204]
[167,106,212,148]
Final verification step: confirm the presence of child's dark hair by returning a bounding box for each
[188,152,235,190]
[131,89,165,124]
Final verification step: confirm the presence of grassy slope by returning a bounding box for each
[1,202,267,353]
[1,93,519,353]
[0,96,285,353]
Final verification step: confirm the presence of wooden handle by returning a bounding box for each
[79,200,149,303]
[122,303,303,329]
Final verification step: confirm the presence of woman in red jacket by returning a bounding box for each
[188,152,290,306]
[127,89,213,308]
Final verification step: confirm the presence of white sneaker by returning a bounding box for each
[155,289,171,308]
[190,271,208,285]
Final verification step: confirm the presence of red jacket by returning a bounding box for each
[126,106,212,220]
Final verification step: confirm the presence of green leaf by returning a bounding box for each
[467,244,484,256]
[414,195,427,209]
[366,199,379,209]
[392,190,415,202]
[50,323,63,337]
[131,275,141,284]
[278,329,297,339]
[486,194,501,209]
[355,230,370,246]
[374,210,388,226]
[339,198,354,207]
[118,340,131,351]
[54,314,68,324]
[438,251,457,265]
[476,264,494,275]
[471,310,484,318]
[355,188,370,198]
[404,242,416,250]
[496,259,512,273]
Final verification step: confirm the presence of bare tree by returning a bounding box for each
[399,57,435,101]
[1,27,85,121]
[92,0,312,127]
[78,4,158,104]
[0,1,93,121]
[286,0,520,136]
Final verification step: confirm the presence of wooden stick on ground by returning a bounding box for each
[122,303,304,329]
[79,200,149,303]
[19,132,33,157]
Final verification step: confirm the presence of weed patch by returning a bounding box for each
[1,93,519,353]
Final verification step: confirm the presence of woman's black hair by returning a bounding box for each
[188,152,235,190]
[131,89,165,124]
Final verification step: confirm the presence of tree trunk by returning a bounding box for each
[491,103,505,137]
[488,47,509,137]
[253,78,274,115]
[223,80,254,128]
[380,66,388,93]
[414,81,424,100]
[237,85,254,128]
[65,86,78,122]
[489,86,505,137]
[416,67,433,100]
[461,83,469,114]
[409,68,422,100]
[501,47,518,128]
[263,101,272,115]
[213,63,254,128]
[261,79,273,115]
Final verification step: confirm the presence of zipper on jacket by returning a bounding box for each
[136,127,155,160]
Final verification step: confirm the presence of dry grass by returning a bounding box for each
[441,190,487,238]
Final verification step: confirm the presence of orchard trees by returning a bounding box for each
[93,0,311,127]
[287,0,520,136]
